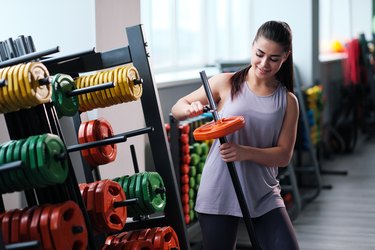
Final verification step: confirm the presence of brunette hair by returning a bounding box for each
[230,20,294,98]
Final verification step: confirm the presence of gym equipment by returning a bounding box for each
[79,179,127,232]
[193,116,245,140]
[193,70,261,250]
[0,201,88,250]
[77,118,117,167]
[113,172,167,217]
[104,226,179,250]
[0,133,68,193]
[75,64,143,112]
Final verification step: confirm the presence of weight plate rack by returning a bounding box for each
[0,24,189,250]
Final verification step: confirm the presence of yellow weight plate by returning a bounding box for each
[126,65,143,101]
[105,70,121,105]
[75,77,85,112]
[96,71,108,108]
[7,65,22,110]
[116,67,129,103]
[18,64,34,107]
[103,71,115,106]
[77,76,88,112]
[12,64,28,109]
[5,66,20,112]
[22,62,38,107]
[84,75,96,111]
[117,67,130,103]
[89,74,104,108]
[1,67,15,112]
[109,68,124,103]
[0,68,9,113]
[28,62,51,104]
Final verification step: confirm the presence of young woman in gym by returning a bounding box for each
[171,20,300,250]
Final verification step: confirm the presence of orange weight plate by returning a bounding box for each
[29,206,44,246]
[86,120,103,165]
[137,228,151,240]
[86,181,102,232]
[49,201,88,250]
[95,118,117,164]
[78,121,97,167]
[157,226,180,249]
[95,179,126,232]
[193,116,245,141]
[125,240,154,250]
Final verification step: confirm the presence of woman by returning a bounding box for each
[172,20,300,250]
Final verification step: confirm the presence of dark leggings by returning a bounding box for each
[197,207,299,250]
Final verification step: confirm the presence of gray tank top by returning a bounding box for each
[195,82,287,218]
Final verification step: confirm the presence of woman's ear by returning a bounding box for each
[282,50,291,63]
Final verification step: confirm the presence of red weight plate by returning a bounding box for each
[39,205,55,250]
[79,183,89,205]
[95,179,126,232]
[49,201,88,250]
[104,234,117,245]
[181,183,189,194]
[114,231,129,244]
[180,134,189,145]
[179,124,190,134]
[125,240,154,250]
[182,193,189,205]
[29,206,44,246]
[10,209,23,244]
[2,209,16,244]
[180,164,189,175]
[78,121,97,167]
[86,181,102,232]
[182,155,190,165]
[95,118,117,164]
[86,120,103,165]
[158,226,180,249]
[137,228,151,240]
[19,206,36,242]
[153,230,164,250]
[145,227,159,245]
[193,116,245,141]
[129,230,142,241]
[181,144,190,155]
[181,174,189,185]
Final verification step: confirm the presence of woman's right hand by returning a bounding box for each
[186,101,204,118]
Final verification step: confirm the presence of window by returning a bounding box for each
[141,0,251,73]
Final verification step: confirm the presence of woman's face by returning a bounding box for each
[251,36,289,80]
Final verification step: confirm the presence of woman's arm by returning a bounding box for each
[219,92,299,167]
[171,73,233,121]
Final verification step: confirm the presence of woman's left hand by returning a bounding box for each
[219,142,245,162]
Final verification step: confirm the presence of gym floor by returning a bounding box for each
[191,133,375,250]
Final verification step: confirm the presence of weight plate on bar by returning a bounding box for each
[95,118,117,164]
[97,71,110,108]
[95,179,127,231]
[22,62,38,108]
[29,206,44,246]
[19,206,37,242]
[115,67,129,103]
[39,205,55,250]
[4,66,19,111]
[5,139,23,191]
[84,75,96,111]
[135,173,147,214]
[106,69,122,105]
[49,201,88,250]
[86,181,103,232]
[10,209,23,244]
[193,116,245,141]
[89,74,104,108]
[12,64,27,109]
[17,63,33,107]
[28,135,50,186]
[35,133,68,184]
[0,68,10,113]
[28,62,51,104]
[22,136,45,188]
[78,121,97,167]
[126,65,142,101]
[51,73,79,117]
[146,172,166,213]
[0,141,16,192]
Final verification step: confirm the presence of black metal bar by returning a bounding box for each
[67,127,154,153]
[66,82,115,97]
[130,144,140,173]
[0,160,22,173]
[41,48,95,64]
[127,24,189,250]
[113,198,138,208]
[199,70,261,250]
[0,46,60,68]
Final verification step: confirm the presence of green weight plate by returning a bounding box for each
[141,172,152,213]
[36,133,68,184]
[112,177,120,183]
[135,173,147,215]
[122,175,135,217]
[21,136,43,188]
[128,174,141,215]
[28,135,49,186]
[124,175,139,217]
[13,139,33,189]
[0,141,12,193]
[148,172,166,212]
[52,74,79,117]
[33,134,54,185]
[189,166,196,177]
[0,141,17,193]
[5,140,24,191]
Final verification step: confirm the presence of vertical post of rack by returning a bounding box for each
[126,24,189,250]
